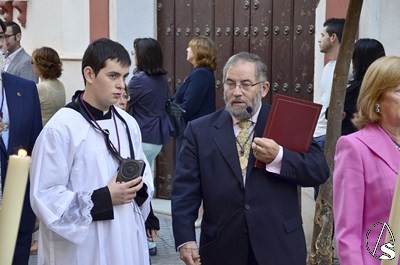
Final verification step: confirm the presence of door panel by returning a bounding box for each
[251,0,273,102]
[175,0,193,90]
[215,0,235,108]
[271,0,293,99]
[292,0,316,101]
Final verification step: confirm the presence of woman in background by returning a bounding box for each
[32,47,66,126]
[173,36,217,154]
[173,36,217,228]
[333,56,400,265]
[128,38,170,172]
[341,38,385,135]
[128,38,169,256]
[116,84,130,111]
[30,47,66,255]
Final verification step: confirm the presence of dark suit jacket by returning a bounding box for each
[172,104,329,265]
[0,72,42,263]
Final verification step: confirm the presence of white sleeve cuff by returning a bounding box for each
[265,146,283,174]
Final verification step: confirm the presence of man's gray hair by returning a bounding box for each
[222,52,268,82]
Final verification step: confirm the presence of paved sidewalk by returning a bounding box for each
[29,199,338,264]
[29,199,199,265]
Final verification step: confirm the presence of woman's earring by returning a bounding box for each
[375,103,381,113]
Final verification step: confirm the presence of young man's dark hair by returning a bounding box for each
[81,38,131,83]
[323,18,345,43]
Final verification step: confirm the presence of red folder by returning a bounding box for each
[255,94,322,169]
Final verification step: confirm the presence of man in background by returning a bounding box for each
[4,21,37,82]
[313,18,345,150]
[313,18,345,199]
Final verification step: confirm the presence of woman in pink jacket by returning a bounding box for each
[334,56,400,264]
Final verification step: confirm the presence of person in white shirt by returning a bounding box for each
[313,18,345,151]
[30,38,153,265]
[313,18,345,199]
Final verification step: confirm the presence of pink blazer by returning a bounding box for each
[334,124,400,265]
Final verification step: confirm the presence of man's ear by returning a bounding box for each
[15,32,21,42]
[83,66,94,84]
[261,82,270,97]
[330,33,338,43]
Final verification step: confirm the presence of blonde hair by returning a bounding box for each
[353,56,400,129]
[188,36,217,70]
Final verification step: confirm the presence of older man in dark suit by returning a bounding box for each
[172,52,329,265]
[0,19,42,264]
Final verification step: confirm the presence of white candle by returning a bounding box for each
[382,170,400,265]
[0,149,30,265]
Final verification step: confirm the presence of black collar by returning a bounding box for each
[84,101,112,120]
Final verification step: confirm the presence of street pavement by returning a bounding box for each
[29,213,199,265]
[28,210,339,264]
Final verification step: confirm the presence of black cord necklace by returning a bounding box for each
[80,94,121,155]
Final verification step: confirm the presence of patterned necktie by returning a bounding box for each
[236,120,253,177]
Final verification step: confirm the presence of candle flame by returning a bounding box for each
[17,149,27,158]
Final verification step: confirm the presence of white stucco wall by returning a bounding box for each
[313,0,327,102]
[110,0,157,82]
[7,0,156,102]
[21,0,90,101]
[359,0,400,56]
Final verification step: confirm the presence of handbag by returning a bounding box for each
[166,97,186,138]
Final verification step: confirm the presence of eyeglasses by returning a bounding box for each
[122,94,130,100]
[224,80,263,91]
[5,33,17,39]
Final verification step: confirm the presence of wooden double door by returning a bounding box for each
[155,0,317,198]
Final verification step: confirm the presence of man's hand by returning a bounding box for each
[108,175,144,205]
[179,241,201,265]
[146,228,159,242]
[252,137,280,164]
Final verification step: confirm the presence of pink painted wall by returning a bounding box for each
[90,0,109,41]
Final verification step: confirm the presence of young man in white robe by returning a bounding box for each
[29,38,154,265]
